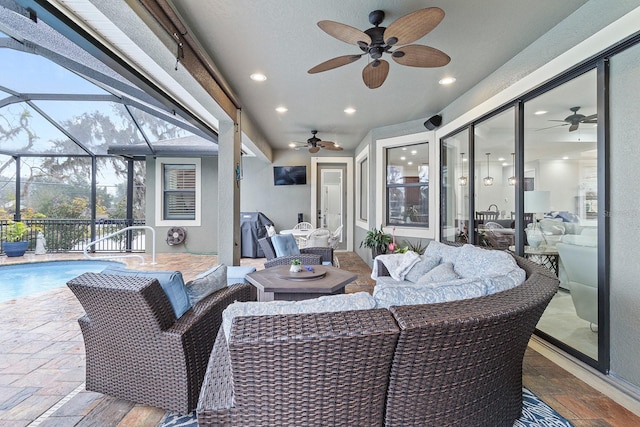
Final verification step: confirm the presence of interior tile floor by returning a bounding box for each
[0,251,637,426]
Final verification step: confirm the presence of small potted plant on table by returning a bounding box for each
[290,259,302,273]
[3,221,31,257]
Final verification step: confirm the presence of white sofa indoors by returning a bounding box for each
[556,227,598,326]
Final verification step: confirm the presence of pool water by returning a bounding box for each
[0,260,124,303]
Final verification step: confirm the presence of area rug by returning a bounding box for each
[160,388,572,426]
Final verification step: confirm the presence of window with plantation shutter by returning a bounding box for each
[163,164,196,220]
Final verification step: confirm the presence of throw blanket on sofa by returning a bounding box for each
[371,251,420,281]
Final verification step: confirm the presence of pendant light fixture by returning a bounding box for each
[508,152,517,186]
[458,152,468,186]
[483,153,494,186]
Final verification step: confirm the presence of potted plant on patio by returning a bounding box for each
[360,224,392,258]
[3,220,31,257]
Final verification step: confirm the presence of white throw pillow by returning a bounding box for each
[423,241,464,264]
[453,244,519,279]
[415,262,459,284]
[404,255,441,283]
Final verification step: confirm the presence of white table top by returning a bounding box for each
[280,228,313,237]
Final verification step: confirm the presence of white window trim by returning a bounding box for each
[375,132,436,240]
[155,157,202,226]
[355,146,369,231]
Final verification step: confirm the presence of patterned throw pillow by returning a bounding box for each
[404,255,441,283]
[415,262,459,284]
[185,264,227,306]
[423,240,464,264]
[372,279,487,309]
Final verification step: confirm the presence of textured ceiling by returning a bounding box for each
[168,0,588,151]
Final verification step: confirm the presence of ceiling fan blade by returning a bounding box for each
[535,123,568,131]
[308,54,363,74]
[391,44,450,67]
[569,123,579,132]
[317,20,372,46]
[384,7,445,46]
[362,60,389,89]
[309,146,321,154]
[319,141,343,151]
[581,114,597,123]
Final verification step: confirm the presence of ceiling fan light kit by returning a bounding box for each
[309,7,451,89]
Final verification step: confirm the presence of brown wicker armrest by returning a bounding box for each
[301,246,334,264]
[383,255,559,427]
[197,309,399,426]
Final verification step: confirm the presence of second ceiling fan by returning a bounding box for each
[290,130,343,153]
[308,7,451,89]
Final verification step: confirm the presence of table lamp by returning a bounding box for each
[524,190,551,247]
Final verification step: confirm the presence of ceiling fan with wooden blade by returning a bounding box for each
[289,130,343,153]
[537,106,597,132]
[308,8,450,89]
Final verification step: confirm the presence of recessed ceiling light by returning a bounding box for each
[534,110,547,115]
[407,161,413,165]
[275,106,288,113]
[562,156,569,160]
[344,107,356,114]
[502,162,508,166]
[400,156,406,161]
[288,143,297,148]
[411,150,417,155]
[250,73,267,82]
[498,157,505,161]
[438,77,456,85]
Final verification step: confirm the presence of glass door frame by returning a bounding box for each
[438,58,610,373]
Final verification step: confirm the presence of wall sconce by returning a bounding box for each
[458,152,468,186]
[483,152,494,186]
[508,152,517,186]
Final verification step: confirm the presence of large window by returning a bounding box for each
[385,143,429,227]
[355,147,368,228]
[155,158,201,226]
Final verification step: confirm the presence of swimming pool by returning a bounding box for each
[0,260,124,303]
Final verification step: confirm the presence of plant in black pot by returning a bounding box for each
[3,221,31,257]
[360,224,392,258]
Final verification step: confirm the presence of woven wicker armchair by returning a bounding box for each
[67,272,256,413]
[197,310,400,426]
[258,236,333,268]
[383,254,558,427]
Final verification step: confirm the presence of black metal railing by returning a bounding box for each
[0,219,146,254]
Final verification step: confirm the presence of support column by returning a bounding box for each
[218,112,241,265]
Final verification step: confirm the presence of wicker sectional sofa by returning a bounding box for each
[196,249,559,426]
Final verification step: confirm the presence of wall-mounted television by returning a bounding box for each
[274,165,307,186]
